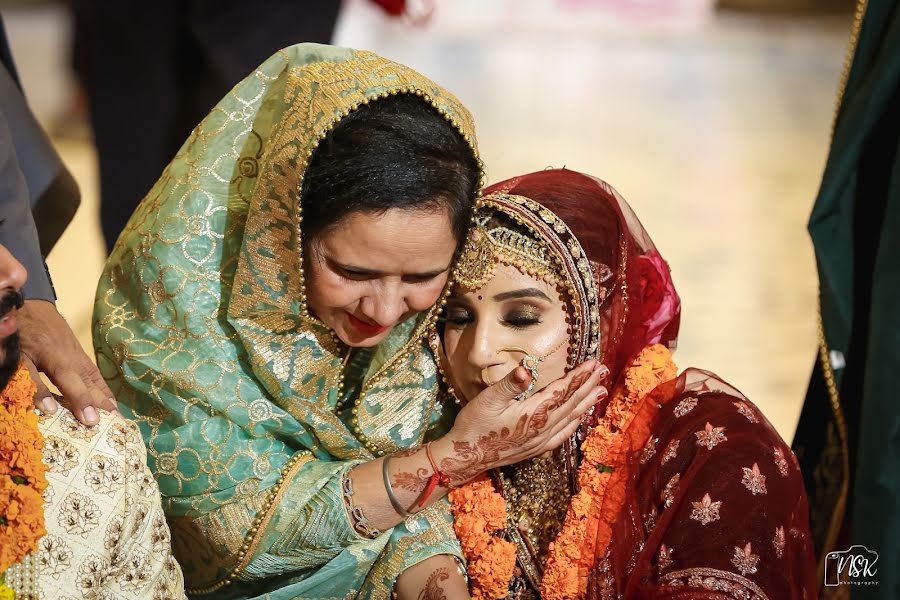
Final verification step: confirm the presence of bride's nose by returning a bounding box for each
[467,322,504,371]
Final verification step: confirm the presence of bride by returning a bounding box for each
[426,169,817,599]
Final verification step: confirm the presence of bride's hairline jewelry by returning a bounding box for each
[438,195,607,404]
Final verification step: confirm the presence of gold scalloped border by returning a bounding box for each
[185,451,313,596]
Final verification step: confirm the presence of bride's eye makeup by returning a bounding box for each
[442,303,474,328]
[502,305,543,329]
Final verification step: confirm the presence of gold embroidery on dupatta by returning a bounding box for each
[353,327,443,456]
[228,51,480,458]
[360,503,460,598]
[184,451,314,595]
[659,567,769,600]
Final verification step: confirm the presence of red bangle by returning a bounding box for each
[418,442,452,508]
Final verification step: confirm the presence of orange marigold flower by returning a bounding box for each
[451,346,676,599]
[0,364,36,408]
[0,365,46,573]
[0,475,47,572]
[540,345,676,599]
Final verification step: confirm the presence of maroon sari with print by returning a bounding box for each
[483,171,817,600]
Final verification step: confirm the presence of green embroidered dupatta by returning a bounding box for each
[92,43,479,599]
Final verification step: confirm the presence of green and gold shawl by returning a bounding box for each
[92,44,479,599]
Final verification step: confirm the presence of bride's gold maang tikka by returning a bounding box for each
[452,209,571,401]
[453,211,560,291]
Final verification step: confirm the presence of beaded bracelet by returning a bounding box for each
[342,474,381,538]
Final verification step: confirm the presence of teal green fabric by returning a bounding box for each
[92,43,478,599]
[797,2,900,596]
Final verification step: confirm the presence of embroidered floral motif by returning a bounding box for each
[673,396,698,417]
[774,526,786,559]
[59,411,99,442]
[138,471,160,497]
[104,514,125,552]
[150,510,170,554]
[58,492,101,536]
[106,421,138,455]
[733,401,759,423]
[132,502,150,529]
[741,463,768,495]
[662,474,681,509]
[659,568,769,600]
[690,493,722,525]
[84,455,126,496]
[695,422,727,450]
[43,435,80,475]
[661,440,680,465]
[76,554,110,594]
[38,534,72,579]
[641,436,659,464]
[731,542,760,576]
[120,551,153,591]
[43,482,55,505]
[658,544,674,573]
[153,579,173,600]
[123,448,146,482]
[773,446,790,477]
[644,505,659,533]
[593,551,615,599]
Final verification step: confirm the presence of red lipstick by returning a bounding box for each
[346,312,389,336]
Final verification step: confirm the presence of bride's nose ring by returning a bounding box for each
[498,338,568,401]
[498,346,539,401]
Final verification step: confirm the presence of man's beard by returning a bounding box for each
[0,332,21,391]
[0,289,25,391]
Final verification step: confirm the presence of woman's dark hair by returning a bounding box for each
[300,94,480,248]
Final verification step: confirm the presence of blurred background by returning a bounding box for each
[2,0,854,442]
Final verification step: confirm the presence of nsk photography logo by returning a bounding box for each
[824,545,878,587]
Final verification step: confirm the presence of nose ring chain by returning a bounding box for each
[499,336,568,401]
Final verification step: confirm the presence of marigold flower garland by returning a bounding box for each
[0,365,47,597]
[448,475,517,599]
[449,344,676,600]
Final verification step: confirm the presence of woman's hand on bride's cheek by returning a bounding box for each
[434,359,608,485]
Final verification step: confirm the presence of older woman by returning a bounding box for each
[425,169,817,599]
[93,46,604,599]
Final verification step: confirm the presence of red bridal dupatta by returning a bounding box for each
[479,170,817,599]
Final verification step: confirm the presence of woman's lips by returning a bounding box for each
[345,312,389,336]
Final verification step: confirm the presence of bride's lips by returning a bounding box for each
[345,312,389,336]
[0,310,17,338]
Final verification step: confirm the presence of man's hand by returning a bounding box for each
[19,298,117,424]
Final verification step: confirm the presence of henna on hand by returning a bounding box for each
[393,467,431,493]
[417,567,450,600]
[439,369,594,485]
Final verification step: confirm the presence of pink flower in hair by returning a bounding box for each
[635,250,679,345]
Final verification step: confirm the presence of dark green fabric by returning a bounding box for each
[795,1,900,597]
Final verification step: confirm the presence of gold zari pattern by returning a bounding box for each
[94,44,480,597]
